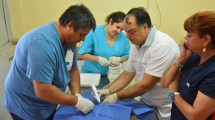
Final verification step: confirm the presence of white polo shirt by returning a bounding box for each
[125,27,180,117]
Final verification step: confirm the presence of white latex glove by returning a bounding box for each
[75,94,94,114]
[102,93,118,104]
[75,94,82,98]
[97,89,110,100]
[109,56,121,65]
[98,56,110,66]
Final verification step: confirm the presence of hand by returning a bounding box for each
[109,56,121,65]
[97,89,110,100]
[75,94,82,98]
[102,93,118,104]
[75,95,94,114]
[177,42,193,65]
[98,56,110,66]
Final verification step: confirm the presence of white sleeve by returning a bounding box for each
[145,43,180,77]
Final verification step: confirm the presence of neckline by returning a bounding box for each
[194,54,215,67]
[104,25,117,47]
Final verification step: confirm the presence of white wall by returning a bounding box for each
[0,54,12,120]
[7,0,215,44]
[0,0,9,46]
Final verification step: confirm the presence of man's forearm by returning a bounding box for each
[33,80,78,106]
[69,67,81,94]
[108,71,135,94]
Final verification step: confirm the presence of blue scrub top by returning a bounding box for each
[78,25,130,75]
[4,22,77,120]
[171,53,215,120]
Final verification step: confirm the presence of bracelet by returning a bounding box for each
[173,60,183,71]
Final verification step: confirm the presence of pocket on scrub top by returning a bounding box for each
[65,50,74,71]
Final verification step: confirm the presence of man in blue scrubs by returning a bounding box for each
[4,4,96,120]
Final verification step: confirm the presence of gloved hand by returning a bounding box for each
[75,94,94,114]
[96,89,110,100]
[98,56,110,66]
[75,94,82,98]
[102,93,119,104]
[109,56,121,65]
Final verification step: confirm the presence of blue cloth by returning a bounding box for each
[118,101,155,120]
[171,53,215,120]
[4,22,77,120]
[54,90,154,120]
[78,25,130,75]
[54,104,132,120]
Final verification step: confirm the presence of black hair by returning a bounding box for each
[105,11,126,24]
[59,4,96,31]
[126,7,152,27]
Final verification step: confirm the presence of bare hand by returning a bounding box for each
[177,42,192,64]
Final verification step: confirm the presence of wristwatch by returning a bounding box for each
[168,92,180,100]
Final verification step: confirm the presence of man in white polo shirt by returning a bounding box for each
[98,7,180,120]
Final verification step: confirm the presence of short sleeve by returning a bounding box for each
[199,73,215,99]
[78,30,94,55]
[26,40,57,83]
[146,44,179,77]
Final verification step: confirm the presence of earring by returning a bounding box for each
[203,48,206,53]
[203,44,206,53]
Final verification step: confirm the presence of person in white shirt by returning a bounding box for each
[97,7,180,120]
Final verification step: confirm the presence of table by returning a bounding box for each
[80,75,109,93]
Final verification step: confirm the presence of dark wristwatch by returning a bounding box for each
[168,92,180,100]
